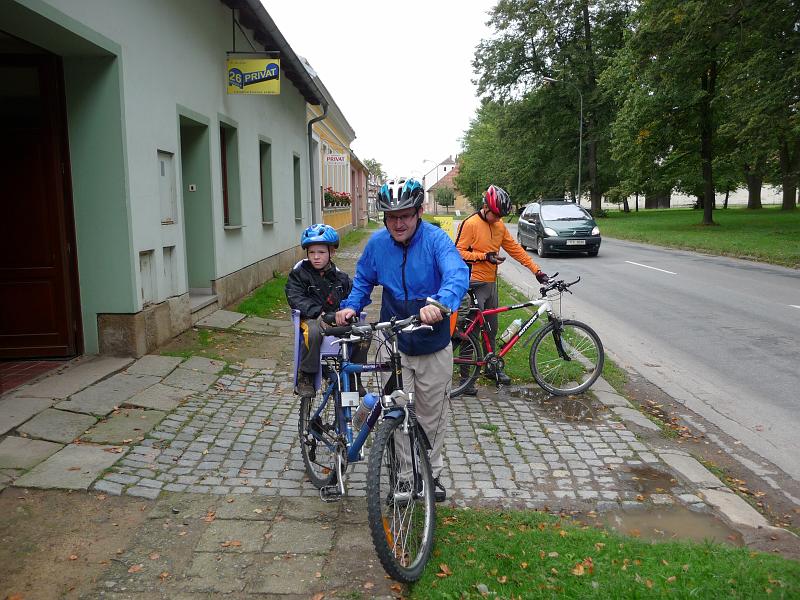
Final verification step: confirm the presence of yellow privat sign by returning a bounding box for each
[227,56,280,95]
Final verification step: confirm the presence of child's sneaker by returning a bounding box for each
[297,372,315,397]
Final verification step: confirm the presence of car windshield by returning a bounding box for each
[541,204,591,221]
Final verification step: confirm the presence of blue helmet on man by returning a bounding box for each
[300,223,339,249]
[378,178,424,212]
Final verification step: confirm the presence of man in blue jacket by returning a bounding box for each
[336,178,469,502]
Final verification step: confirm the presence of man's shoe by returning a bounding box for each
[461,384,478,396]
[433,478,447,503]
[494,368,512,385]
[296,372,315,397]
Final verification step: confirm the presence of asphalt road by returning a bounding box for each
[501,224,800,481]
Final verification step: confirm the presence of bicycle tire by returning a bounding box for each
[366,416,435,583]
[298,385,338,488]
[450,329,483,397]
[529,319,604,396]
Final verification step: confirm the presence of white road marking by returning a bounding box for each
[790,305,800,310]
[625,261,677,275]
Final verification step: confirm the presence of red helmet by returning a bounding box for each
[485,185,512,217]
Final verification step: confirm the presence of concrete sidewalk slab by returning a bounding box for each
[180,356,226,374]
[81,408,167,444]
[13,443,122,489]
[196,309,246,330]
[612,406,661,431]
[0,436,63,469]
[17,408,97,443]
[236,316,292,335]
[9,355,133,400]
[162,368,218,392]
[0,396,53,435]
[243,358,277,370]
[699,487,771,529]
[55,373,161,416]
[195,520,271,552]
[126,355,183,377]
[124,382,194,411]
[660,452,724,488]
[593,389,630,408]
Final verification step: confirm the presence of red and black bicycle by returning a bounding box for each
[450,276,604,397]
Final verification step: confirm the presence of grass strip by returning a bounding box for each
[410,508,800,599]
[598,206,800,268]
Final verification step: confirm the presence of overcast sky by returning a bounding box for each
[264,0,497,180]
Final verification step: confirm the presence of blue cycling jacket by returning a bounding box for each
[341,221,469,356]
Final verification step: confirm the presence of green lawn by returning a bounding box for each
[409,508,800,599]
[235,272,288,318]
[597,206,800,268]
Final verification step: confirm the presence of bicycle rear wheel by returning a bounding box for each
[298,384,338,488]
[450,329,482,397]
[529,319,604,396]
[366,416,435,583]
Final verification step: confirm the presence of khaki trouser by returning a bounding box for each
[380,343,452,480]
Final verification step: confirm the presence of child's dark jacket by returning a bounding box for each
[285,259,353,319]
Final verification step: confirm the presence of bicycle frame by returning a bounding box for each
[306,323,423,481]
[460,296,554,360]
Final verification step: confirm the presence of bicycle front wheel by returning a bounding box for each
[298,385,338,488]
[529,319,604,396]
[366,416,435,583]
[450,330,482,397]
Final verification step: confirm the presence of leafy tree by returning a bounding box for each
[435,186,456,213]
[473,0,633,214]
[363,158,386,183]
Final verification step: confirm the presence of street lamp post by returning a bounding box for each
[544,76,582,204]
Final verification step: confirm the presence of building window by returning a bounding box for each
[293,154,302,220]
[259,140,273,223]
[219,123,241,226]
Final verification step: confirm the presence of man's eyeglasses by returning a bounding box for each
[385,210,418,223]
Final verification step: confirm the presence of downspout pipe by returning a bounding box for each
[308,102,329,224]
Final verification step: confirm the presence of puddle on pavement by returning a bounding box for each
[619,465,678,494]
[597,505,743,546]
[509,385,601,422]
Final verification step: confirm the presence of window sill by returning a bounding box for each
[161,219,176,225]
[261,221,275,226]
[223,225,244,231]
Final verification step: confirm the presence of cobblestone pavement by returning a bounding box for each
[96,360,700,512]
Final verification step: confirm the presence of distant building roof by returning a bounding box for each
[429,165,459,192]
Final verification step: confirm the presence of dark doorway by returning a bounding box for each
[0,53,81,358]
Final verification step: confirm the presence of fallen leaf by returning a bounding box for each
[497,575,508,583]
[220,540,242,548]
[667,576,677,583]
[572,563,585,576]
[363,582,374,589]
[548,552,559,558]
[178,531,188,537]
[67,466,81,471]
[128,564,143,573]
[253,509,263,514]
[520,562,528,569]
[149,552,160,560]
[159,571,170,581]
[68,554,78,561]
[438,563,453,577]
[311,593,325,600]
[594,542,605,551]
[203,511,216,523]
[314,571,322,578]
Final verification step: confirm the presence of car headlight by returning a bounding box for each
[591,226,600,236]
[543,227,558,237]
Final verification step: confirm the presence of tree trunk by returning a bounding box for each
[743,161,763,209]
[622,197,630,212]
[723,190,729,209]
[635,192,639,212]
[779,138,799,211]
[699,62,717,225]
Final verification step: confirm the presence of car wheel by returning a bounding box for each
[537,237,548,258]
[588,249,599,257]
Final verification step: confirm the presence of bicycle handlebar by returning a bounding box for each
[323,314,431,340]
[539,274,581,296]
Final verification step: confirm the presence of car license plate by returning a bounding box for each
[566,240,586,246]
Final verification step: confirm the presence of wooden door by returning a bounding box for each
[0,54,81,358]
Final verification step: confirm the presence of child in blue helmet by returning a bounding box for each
[286,224,355,397]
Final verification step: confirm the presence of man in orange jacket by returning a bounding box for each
[455,185,549,388]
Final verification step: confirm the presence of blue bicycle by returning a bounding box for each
[297,311,444,582]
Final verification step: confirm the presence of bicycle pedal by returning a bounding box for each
[319,485,343,503]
